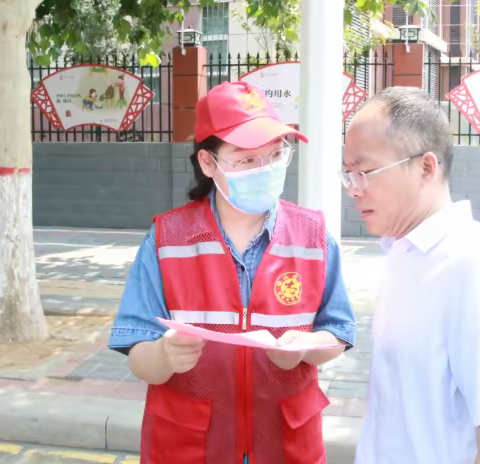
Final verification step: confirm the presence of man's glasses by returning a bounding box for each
[338,153,426,191]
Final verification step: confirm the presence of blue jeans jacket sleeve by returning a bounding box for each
[313,232,356,348]
[108,225,170,354]
[109,223,355,354]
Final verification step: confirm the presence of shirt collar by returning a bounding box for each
[380,237,395,254]
[208,188,277,240]
[401,200,473,254]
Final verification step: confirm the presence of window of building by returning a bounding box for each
[423,46,440,99]
[392,5,413,27]
[422,0,439,35]
[202,2,229,87]
[202,2,229,59]
[450,0,462,57]
[467,0,480,59]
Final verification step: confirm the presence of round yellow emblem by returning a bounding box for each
[275,272,302,306]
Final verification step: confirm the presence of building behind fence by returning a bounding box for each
[30,48,480,145]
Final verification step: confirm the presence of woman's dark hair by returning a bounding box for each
[188,135,224,201]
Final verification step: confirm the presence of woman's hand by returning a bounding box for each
[161,329,206,374]
[266,330,309,370]
[266,330,346,370]
[129,330,206,385]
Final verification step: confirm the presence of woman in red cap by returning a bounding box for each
[109,81,355,464]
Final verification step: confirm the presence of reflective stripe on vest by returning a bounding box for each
[170,311,317,328]
[251,312,316,328]
[158,241,224,259]
[170,310,239,325]
[269,244,324,261]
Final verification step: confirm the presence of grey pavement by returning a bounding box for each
[0,226,387,461]
[34,227,141,315]
[34,227,142,283]
[0,442,138,463]
[324,417,364,463]
[34,227,384,317]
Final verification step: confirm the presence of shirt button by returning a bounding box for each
[241,265,246,272]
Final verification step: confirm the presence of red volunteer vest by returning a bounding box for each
[141,198,329,464]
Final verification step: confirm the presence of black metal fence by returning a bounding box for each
[206,49,480,145]
[424,51,480,146]
[345,50,480,146]
[342,50,395,141]
[204,50,397,141]
[206,51,300,90]
[29,49,480,145]
[29,54,173,143]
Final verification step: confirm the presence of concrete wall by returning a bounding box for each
[33,143,480,235]
[33,143,175,230]
[450,146,480,216]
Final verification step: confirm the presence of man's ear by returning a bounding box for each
[421,152,440,181]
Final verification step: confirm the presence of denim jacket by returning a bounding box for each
[109,192,355,353]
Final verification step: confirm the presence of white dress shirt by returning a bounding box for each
[355,201,480,464]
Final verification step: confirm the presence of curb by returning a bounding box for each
[43,307,118,317]
[0,390,143,453]
[40,295,120,317]
[0,389,363,462]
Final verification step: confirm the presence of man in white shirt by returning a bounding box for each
[342,86,480,464]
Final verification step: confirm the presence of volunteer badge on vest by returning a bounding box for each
[275,272,302,305]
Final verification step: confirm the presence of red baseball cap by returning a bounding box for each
[194,81,308,149]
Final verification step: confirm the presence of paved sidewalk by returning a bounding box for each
[0,228,385,463]
[34,227,140,316]
[0,441,139,463]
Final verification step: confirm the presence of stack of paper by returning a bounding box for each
[157,318,340,352]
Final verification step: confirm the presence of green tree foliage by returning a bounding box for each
[30,0,435,66]
[235,0,435,58]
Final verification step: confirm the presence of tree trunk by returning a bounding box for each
[0,0,48,343]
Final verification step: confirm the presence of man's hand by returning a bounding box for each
[161,329,206,374]
[266,331,311,370]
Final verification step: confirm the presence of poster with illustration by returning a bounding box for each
[239,62,367,124]
[31,65,154,131]
[447,70,480,133]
